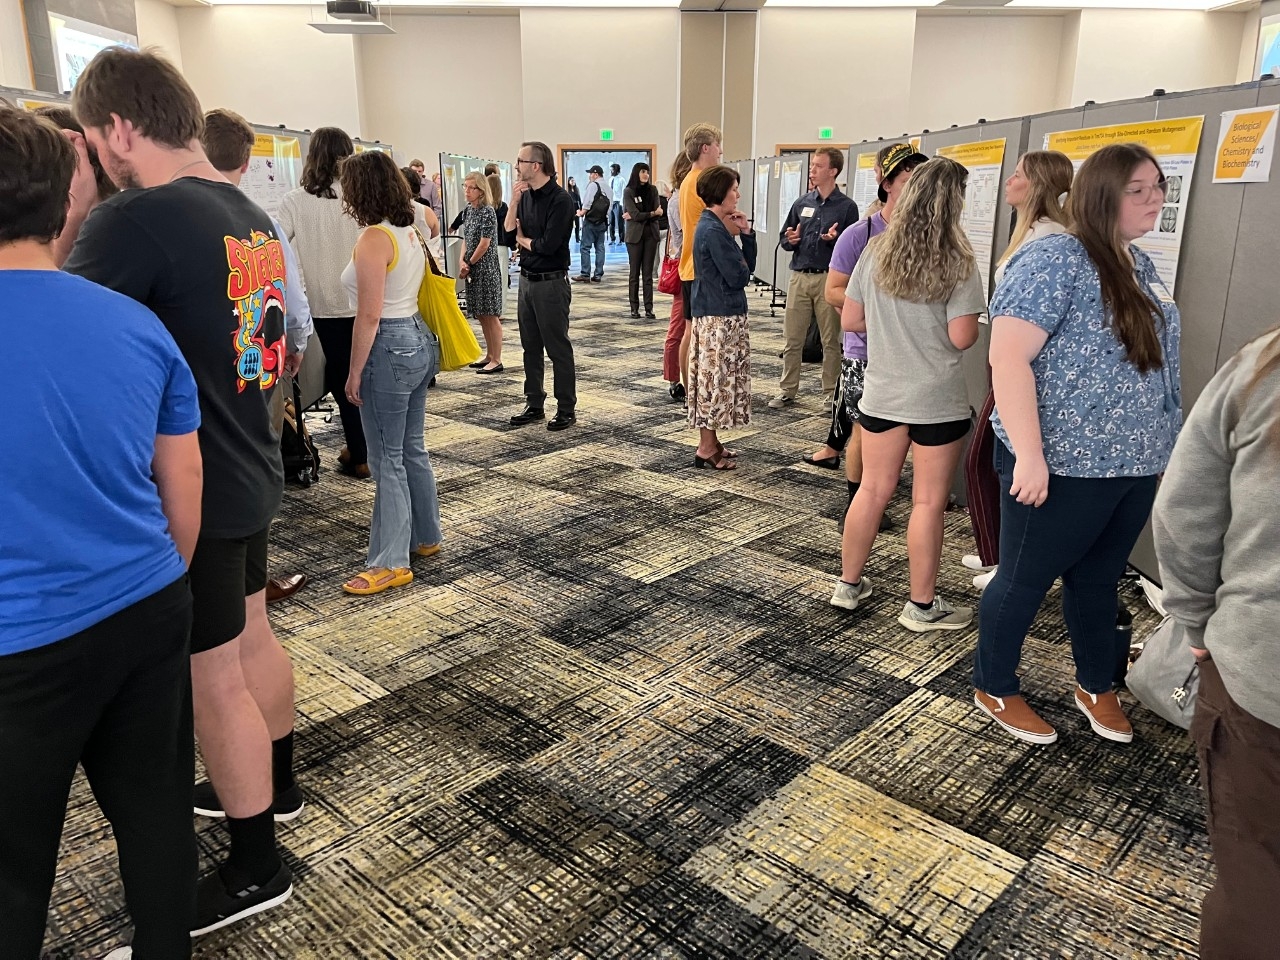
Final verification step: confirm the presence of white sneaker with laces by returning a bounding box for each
[830,576,873,611]
[767,395,795,410]
[898,596,973,632]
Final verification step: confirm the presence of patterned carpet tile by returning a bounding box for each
[42,249,1214,959]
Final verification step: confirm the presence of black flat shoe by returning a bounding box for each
[669,382,686,402]
[548,411,576,431]
[468,360,489,369]
[802,454,841,470]
[476,363,505,374]
[510,406,545,426]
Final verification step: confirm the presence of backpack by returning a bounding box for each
[282,379,320,487]
[585,182,610,224]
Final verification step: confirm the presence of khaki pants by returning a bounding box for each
[779,269,841,399]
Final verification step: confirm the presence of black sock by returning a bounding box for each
[272,732,295,795]
[847,480,860,506]
[225,808,280,887]
[912,599,934,611]
[843,577,861,588]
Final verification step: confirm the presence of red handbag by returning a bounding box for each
[658,255,680,296]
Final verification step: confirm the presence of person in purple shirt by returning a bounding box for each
[802,143,926,522]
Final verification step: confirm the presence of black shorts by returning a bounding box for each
[857,409,971,447]
[681,280,694,323]
[187,527,270,654]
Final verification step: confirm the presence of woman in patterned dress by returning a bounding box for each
[687,165,756,470]
[973,143,1182,747]
[458,171,504,374]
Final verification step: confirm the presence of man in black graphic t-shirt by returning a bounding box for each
[60,48,298,938]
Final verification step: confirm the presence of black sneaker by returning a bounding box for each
[191,863,293,937]
[192,781,304,823]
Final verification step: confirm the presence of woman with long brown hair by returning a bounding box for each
[963,150,1074,590]
[338,151,441,596]
[830,157,986,628]
[972,143,1182,745]
[1154,328,1280,960]
[278,128,366,477]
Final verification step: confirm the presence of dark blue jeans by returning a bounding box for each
[973,441,1158,698]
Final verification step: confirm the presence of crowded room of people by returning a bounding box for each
[1,0,1278,957]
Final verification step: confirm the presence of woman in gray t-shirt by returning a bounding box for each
[829,157,986,632]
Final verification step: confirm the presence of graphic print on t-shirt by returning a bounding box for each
[225,230,287,392]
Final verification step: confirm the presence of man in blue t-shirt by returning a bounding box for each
[0,110,203,958]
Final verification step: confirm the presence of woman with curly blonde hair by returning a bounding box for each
[830,156,987,631]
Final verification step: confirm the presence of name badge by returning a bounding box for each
[800,207,816,219]
[1149,279,1175,304]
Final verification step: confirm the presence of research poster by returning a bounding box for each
[241,133,301,217]
[1213,105,1278,184]
[934,138,1006,296]
[778,159,804,230]
[851,151,879,213]
[755,164,771,234]
[1046,117,1204,289]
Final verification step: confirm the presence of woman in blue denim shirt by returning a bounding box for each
[973,143,1182,746]
[687,165,757,470]
[338,152,443,596]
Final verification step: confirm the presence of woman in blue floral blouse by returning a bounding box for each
[972,143,1182,747]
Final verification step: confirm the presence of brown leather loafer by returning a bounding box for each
[266,573,308,604]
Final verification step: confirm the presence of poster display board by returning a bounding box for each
[755,164,771,234]
[1213,105,1278,183]
[1046,116,1204,289]
[850,151,879,213]
[934,138,1007,295]
[778,158,804,229]
[241,133,301,217]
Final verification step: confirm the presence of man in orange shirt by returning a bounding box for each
[676,123,724,382]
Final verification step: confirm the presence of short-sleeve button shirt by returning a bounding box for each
[989,233,1182,478]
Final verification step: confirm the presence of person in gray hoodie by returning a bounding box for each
[1153,327,1280,960]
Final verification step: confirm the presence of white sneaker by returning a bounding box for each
[103,949,132,960]
[973,567,997,590]
[898,596,973,632]
[830,576,873,611]
[962,554,995,572]
[767,395,795,410]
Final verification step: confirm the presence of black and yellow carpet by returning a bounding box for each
[45,247,1213,959]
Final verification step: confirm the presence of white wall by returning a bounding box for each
[1067,10,1247,105]
[358,14,523,173]
[0,0,32,89]
[176,5,362,135]
[757,8,917,149]
[518,8,680,179]
[134,0,183,71]
[1237,5,1262,82]
[909,14,1065,132]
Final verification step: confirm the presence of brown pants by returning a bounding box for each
[1191,657,1280,960]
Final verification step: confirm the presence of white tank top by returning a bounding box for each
[340,221,425,318]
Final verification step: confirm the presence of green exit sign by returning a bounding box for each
[818,127,834,140]
[600,128,614,142]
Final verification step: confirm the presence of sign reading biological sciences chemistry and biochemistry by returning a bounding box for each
[1046,116,1204,290]
[1213,105,1278,184]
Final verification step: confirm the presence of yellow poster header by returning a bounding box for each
[1046,116,1204,161]
[252,133,301,159]
[936,138,1007,168]
[856,152,877,171]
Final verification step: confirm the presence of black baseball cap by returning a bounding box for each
[877,143,929,202]
[588,164,604,176]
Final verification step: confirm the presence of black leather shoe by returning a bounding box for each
[510,406,545,426]
[629,310,641,319]
[547,411,576,432]
[644,311,657,319]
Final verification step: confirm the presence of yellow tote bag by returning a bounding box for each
[412,227,482,371]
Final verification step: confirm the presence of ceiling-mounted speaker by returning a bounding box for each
[327,0,378,21]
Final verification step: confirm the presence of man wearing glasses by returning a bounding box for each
[505,142,579,431]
